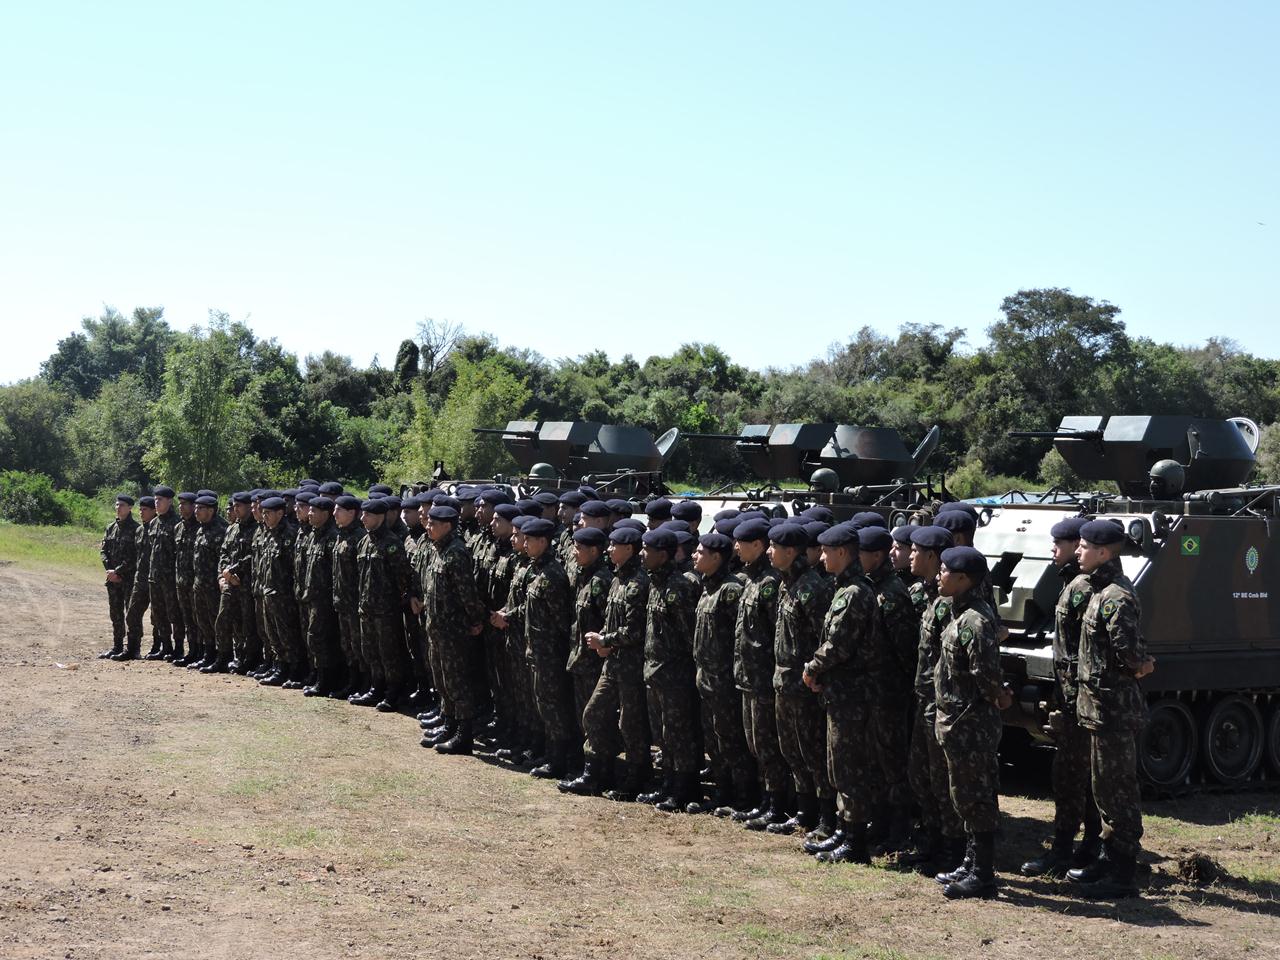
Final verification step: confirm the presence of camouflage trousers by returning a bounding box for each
[106,578,132,646]
[405,609,430,688]
[431,629,479,719]
[176,582,197,653]
[362,612,409,690]
[530,655,578,743]
[335,608,361,668]
[826,699,875,825]
[215,587,260,664]
[305,601,341,673]
[698,681,755,787]
[296,599,313,663]
[775,692,834,799]
[941,716,1002,834]
[480,629,508,723]
[582,671,650,766]
[649,681,701,775]
[254,596,272,667]
[263,594,304,668]
[505,635,538,731]
[1053,710,1101,838]
[124,579,150,649]
[742,691,790,794]
[870,696,913,808]
[908,699,964,839]
[148,576,181,646]
[572,664,603,732]
[1089,727,1144,857]
[191,583,219,659]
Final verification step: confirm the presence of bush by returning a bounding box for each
[0,470,107,528]
[946,459,1037,500]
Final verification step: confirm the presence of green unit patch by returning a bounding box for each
[1180,535,1200,556]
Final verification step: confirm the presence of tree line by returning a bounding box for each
[3,288,1280,514]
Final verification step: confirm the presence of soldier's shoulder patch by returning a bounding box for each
[1101,598,1118,619]
[934,603,949,621]
[666,589,679,603]
[959,625,974,645]
[830,592,849,613]
[882,594,899,613]
[797,586,813,604]
[591,578,605,597]
[1070,590,1085,608]
[724,582,743,601]
[760,583,777,599]
[387,543,398,553]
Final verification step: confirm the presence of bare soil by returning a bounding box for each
[1,558,1278,960]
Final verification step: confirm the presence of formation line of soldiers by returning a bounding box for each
[98,480,1152,900]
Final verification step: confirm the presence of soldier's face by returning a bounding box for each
[823,545,854,576]
[512,531,526,553]
[937,565,973,597]
[909,545,940,580]
[607,542,634,568]
[477,504,495,526]
[252,503,263,522]
[1076,540,1114,573]
[115,502,131,520]
[195,505,214,524]
[491,518,513,540]
[335,506,356,527]
[859,549,888,574]
[735,538,765,565]
[295,504,310,523]
[574,544,601,568]
[403,508,421,529]
[890,540,911,570]
[806,546,822,567]
[768,543,799,572]
[693,546,722,576]
[233,503,250,522]
[525,535,550,559]
[178,501,195,520]
[310,509,331,528]
[155,495,172,515]
[1052,537,1078,567]
[558,505,575,525]
[140,506,156,523]
[584,515,609,530]
[263,507,284,529]
[641,546,669,571]
[427,517,453,542]
[362,511,384,532]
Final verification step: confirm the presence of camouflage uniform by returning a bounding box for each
[734,556,789,793]
[404,526,433,693]
[804,565,882,827]
[645,562,702,776]
[501,555,540,734]
[100,513,138,648]
[1077,558,1146,858]
[260,521,304,671]
[191,514,227,658]
[523,553,576,742]
[907,581,963,840]
[250,523,272,668]
[124,519,153,650]
[482,536,517,727]
[331,521,364,678]
[935,591,1003,834]
[581,556,651,765]
[1050,562,1101,839]
[422,529,485,718]
[358,522,417,692]
[694,566,753,789]
[865,560,918,809]
[293,523,315,668]
[468,525,500,706]
[214,514,260,664]
[146,510,180,650]
[300,518,341,676]
[174,515,200,657]
[773,559,836,799]
[567,555,612,731]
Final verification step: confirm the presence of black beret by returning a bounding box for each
[383,495,402,511]
[1080,518,1126,546]
[511,514,532,530]
[455,486,479,502]
[609,527,643,546]
[194,489,214,498]
[674,530,695,548]
[644,499,673,519]
[559,490,588,507]
[605,498,634,515]
[699,532,734,552]
[515,499,542,517]
[369,483,394,496]
[195,495,219,507]
[1051,517,1089,540]
[671,500,702,522]
[799,506,835,524]
[139,496,156,508]
[577,485,598,500]
[523,517,556,538]
[177,491,197,502]
[282,488,300,498]
[890,524,915,544]
[261,496,286,511]
[232,492,252,504]
[299,478,318,487]
[910,526,954,552]
[642,529,677,551]
[580,500,612,518]
[817,523,857,547]
[734,519,771,542]
[294,490,315,504]
[857,527,894,552]
[494,503,521,521]
[250,490,266,502]
[263,490,282,500]
[477,488,512,506]
[360,498,387,514]
[433,495,460,512]
[400,493,421,509]
[153,485,175,498]
[310,496,334,512]
[660,519,691,533]
[851,511,887,529]
[803,520,830,543]
[934,511,976,536]
[768,524,809,548]
[941,546,988,578]
[428,505,459,522]
[714,509,740,522]
[319,482,344,495]
[335,495,362,510]
[938,501,979,520]
[299,483,320,492]
[115,493,136,505]
[614,518,646,532]
[714,517,742,537]
[768,516,790,528]
[366,490,385,499]
[533,491,560,507]
[573,526,608,548]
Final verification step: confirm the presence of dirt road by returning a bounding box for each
[1,558,1277,959]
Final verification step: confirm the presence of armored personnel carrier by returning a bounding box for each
[986,415,1280,791]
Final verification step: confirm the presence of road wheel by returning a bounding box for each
[1200,694,1264,785]
[1138,698,1197,789]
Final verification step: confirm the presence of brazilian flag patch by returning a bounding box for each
[761,584,776,599]
[591,579,604,597]
[959,626,974,646]
[1101,599,1118,619]
[1071,590,1085,608]
[831,594,849,613]
[1180,535,1200,556]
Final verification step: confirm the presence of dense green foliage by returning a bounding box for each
[4,289,1280,511]
[0,470,104,527]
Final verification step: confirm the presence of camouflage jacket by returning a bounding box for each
[422,530,484,637]
[331,522,363,612]
[301,520,338,606]
[896,568,920,591]
[218,516,257,588]
[486,539,516,611]
[501,555,533,638]
[566,556,611,675]
[192,516,227,589]
[251,524,270,598]
[293,525,314,602]
[911,578,951,720]
[557,525,576,568]
[358,522,417,617]
[174,516,200,586]
[1053,561,1092,714]
[805,566,882,705]
[772,559,835,696]
[1076,559,1147,732]
[598,556,649,682]
[133,518,152,583]
[146,510,178,585]
[523,552,573,665]
[258,522,297,598]
[693,566,744,694]
[644,561,700,688]
[406,528,433,606]
[934,590,1002,743]
[733,556,782,695]
[866,560,919,696]
[100,515,139,578]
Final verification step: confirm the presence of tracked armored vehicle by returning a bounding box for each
[985,415,1280,791]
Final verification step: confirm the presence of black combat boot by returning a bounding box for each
[144,639,166,660]
[768,791,817,836]
[1072,830,1102,868]
[1067,840,1112,885]
[804,825,847,856]
[559,757,613,796]
[522,732,547,769]
[171,639,190,666]
[200,655,229,674]
[732,784,769,823]
[689,776,731,815]
[282,664,307,690]
[899,827,942,867]
[374,686,403,712]
[435,719,475,755]
[936,836,975,885]
[259,666,287,687]
[883,805,914,854]
[745,792,790,831]
[531,740,570,779]
[637,772,672,806]
[717,777,758,819]
[112,642,139,662]
[818,821,871,865]
[656,772,698,813]
[603,762,650,802]
[421,718,455,748]
[1021,829,1076,878]
[943,832,998,899]
[1078,850,1139,899]
[805,796,838,843]
[99,641,123,660]
[303,668,329,697]
[351,685,383,706]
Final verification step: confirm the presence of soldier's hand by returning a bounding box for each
[1134,657,1156,679]
[106,571,121,584]
[226,573,241,587]
[996,685,1014,711]
[585,631,603,651]
[802,670,822,693]
[594,645,613,659]
[997,626,1010,644]
[490,611,509,630]
[468,623,483,636]
[409,597,424,616]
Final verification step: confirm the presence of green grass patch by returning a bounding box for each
[0,521,103,573]
[325,771,425,808]
[225,773,290,798]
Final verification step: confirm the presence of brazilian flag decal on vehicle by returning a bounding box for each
[1180,535,1200,557]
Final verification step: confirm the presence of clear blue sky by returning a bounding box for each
[1,2,1276,385]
